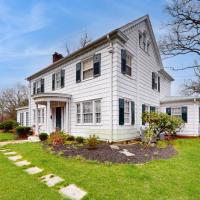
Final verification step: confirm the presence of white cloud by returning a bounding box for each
[0,2,48,43]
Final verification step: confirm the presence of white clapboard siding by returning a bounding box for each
[160,101,199,136]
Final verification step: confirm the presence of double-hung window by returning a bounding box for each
[33,79,44,95]
[152,72,160,92]
[171,107,182,118]
[95,100,101,124]
[26,112,29,126]
[76,99,101,124]
[83,101,93,123]
[76,103,81,123]
[124,100,130,124]
[55,71,61,89]
[83,57,93,80]
[20,113,24,126]
[121,49,132,77]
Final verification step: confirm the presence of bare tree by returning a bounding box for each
[66,32,92,55]
[159,0,200,61]
[0,83,29,120]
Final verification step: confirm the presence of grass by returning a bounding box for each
[0,132,15,141]
[0,139,200,200]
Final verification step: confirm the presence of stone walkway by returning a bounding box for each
[0,147,87,200]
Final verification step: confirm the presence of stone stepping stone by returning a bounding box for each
[25,167,43,175]
[110,145,119,150]
[59,184,87,200]
[8,155,22,161]
[119,149,135,157]
[0,149,10,152]
[41,174,64,187]
[15,160,31,167]
[4,152,17,155]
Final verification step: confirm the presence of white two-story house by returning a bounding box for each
[17,15,200,141]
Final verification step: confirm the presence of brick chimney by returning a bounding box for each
[52,52,64,63]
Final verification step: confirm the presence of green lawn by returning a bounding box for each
[0,132,15,141]
[0,139,200,200]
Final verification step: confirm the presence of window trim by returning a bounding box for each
[82,56,94,81]
[53,69,65,90]
[76,99,102,125]
[124,100,131,125]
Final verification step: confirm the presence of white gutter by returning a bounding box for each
[107,34,114,142]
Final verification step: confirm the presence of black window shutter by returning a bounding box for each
[119,98,124,125]
[41,79,44,93]
[142,104,146,125]
[93,54,101,77]
[166,107,171,115]
[61,69,65,88]
[76,62,81,83]
[182,106,187,123]
[52,74,55,91]
[131,101,135,125]
[158,76,160,92]
[150,106,156,112]
[33,82,36,95]
[152,72,155,89]
[121,49,126,74]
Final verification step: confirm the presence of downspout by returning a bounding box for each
[107,34,114,142]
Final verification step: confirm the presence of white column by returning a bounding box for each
[46,100,51,134]
[35,103,39,135]
[65,101,69,133]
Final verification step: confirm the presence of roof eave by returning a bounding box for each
[26,30,128,81]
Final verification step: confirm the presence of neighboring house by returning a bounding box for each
[16,15,199,141]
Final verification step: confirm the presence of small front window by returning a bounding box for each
[171,107,182,118]
[124,100,130,124]
[83,58,93,80]
[83,101,93,123]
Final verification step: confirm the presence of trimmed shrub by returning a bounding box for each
[142,112,184,145]
[87,134,99,150]
[0,120,18,132]
[76,136,84,144]
[39,132,48,141]
[16,126,32,138]
[67,135,75,141]
[48,131,67,145]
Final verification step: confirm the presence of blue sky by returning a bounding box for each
[0,0,198,95]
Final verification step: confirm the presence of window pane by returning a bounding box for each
[83,101,93,123]
[83,58,93,70]
[124,101,130,124]
[83,68,93,80]
[95,100,101,123]
[77,104,81,123]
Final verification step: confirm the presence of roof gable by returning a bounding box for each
[119,15,164,69]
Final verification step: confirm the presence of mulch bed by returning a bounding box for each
[49,142,177,164]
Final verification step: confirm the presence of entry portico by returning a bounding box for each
[32,93,71,135]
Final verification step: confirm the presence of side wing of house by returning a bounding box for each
[112,16,173,141]
[16,107,29,127]
[160,98,200,136]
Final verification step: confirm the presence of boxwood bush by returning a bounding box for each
[39,132,48,141]
[76,136,84,143]
[0,120,19,132]
[16,126,32,138]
